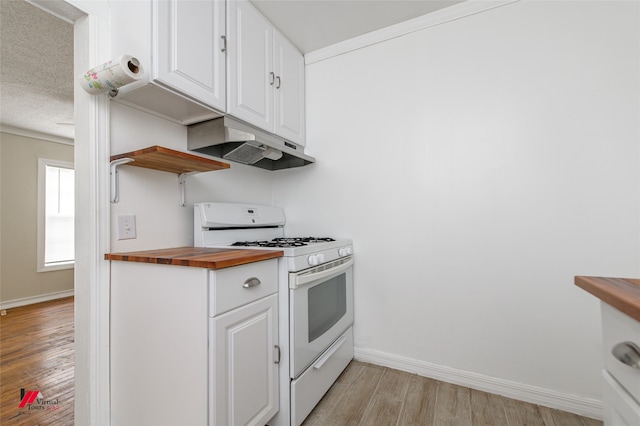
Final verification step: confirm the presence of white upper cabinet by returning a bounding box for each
[154,0,226,112]
[111,0,226,125]
[227,0,306,146]
[110,0,305,141]
[274,31,306,145]
[226,0,274,132]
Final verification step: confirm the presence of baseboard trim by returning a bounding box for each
[354,347,603,420]
[1,290,74,310]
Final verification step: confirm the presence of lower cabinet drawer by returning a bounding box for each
[603,370,640,425]
[210,259,278,316]
[291,327,353,426]
[602,303,640,403]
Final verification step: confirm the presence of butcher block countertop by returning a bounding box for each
[575,276,640,322]
[105,247,283,270]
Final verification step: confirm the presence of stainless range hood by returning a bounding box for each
[187,116,315,170]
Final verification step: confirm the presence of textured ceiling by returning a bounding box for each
[0,0,464,142]
[0,0,74,140]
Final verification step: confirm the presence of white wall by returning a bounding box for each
[274,0,639,405]
[0,132,74,304]
[109,102,275,252]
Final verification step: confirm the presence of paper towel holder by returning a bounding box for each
[79,55,143,97]
[107,59,139,98]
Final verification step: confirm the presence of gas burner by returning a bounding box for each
[231,240,308,248]
[302,237,336,243]
[273,237,336,244]
[231,241,272,247]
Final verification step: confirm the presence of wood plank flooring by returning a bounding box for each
[0,297,603,426]
[0,297,74,426]
[302,361,603,426]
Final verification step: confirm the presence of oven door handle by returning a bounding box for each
[313,334,348,370]
[292,257,353,289]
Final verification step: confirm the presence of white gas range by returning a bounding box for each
[194,202,354,426]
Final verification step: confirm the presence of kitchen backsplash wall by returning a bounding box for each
[109,102,275,252]
[274,0,639,408]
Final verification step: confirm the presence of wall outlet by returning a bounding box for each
[117,214,137,240]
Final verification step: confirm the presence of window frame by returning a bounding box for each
[37,157,75,272]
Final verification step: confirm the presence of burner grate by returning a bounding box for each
[231,237,336,248]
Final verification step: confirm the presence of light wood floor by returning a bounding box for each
[0,297,74,426]
[302,361,603,426]
[0,297,603,426]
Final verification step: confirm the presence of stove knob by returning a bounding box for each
[317,253,325,264]
[308,255,319,266]
[339,247,352,257]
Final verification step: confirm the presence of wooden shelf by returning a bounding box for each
[110,145,230,174]
[109,146,229,205]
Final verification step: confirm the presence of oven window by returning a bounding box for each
[308,273,346,343]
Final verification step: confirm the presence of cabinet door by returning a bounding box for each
[227,0,274,131]
[154,0,226,112]
[274,30,306,146]
[212,294,279,426]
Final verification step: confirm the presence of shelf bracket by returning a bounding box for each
[178,172,199,207]
[110,158,135,203]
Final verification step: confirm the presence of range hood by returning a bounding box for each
[187,116,315,170]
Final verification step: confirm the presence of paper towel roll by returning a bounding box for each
[78,55,143,95]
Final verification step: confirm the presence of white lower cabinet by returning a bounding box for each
[110,259,279,426]
[601,302,640,425]
[603,370,640,425]
[212,294,279,426]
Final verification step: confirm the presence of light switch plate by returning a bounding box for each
[117,214,136,240]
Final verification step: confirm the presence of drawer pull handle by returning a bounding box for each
[612,341,640,369]
[242,277,261,288]
[313,334,347,370]
[274,345,281,364]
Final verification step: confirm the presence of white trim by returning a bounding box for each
[304,0,520,65]
[0,290,75,310]
[355,346,603,421]
[28,1,111,425]
[0,125,74,146]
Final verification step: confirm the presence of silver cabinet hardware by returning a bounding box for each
[220,35,227,52]
[274,345,281,364]
[242,277,261,288]
[275,76,281,89]
[612,341,640,369]
[269,72,275,86]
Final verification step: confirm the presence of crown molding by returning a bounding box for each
[0,125,74,146]
[305,0,520,65]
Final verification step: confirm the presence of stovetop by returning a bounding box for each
[231,237,336,248]
[194,202,352,271]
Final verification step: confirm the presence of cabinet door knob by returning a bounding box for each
[220,35,227,53]
[275,76,281,89]
[612,341,640,369]
[242,277,261,288]
[269,72,275,86]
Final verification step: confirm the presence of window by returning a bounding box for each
[37,158,75,272]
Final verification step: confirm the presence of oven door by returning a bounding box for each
[289,256,354,379]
